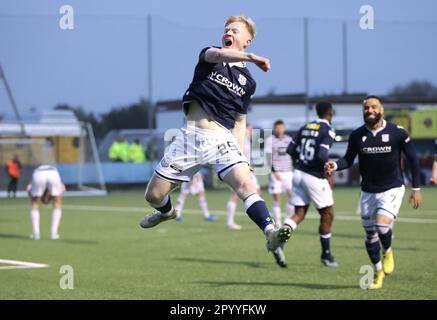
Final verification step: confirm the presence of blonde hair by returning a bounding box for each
[224,15,256,40]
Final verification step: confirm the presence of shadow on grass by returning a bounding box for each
[0,233,98,244]
[59,239,99,245]
[195,280,357,290]
[173,257,268,269]
[0,233,30,240]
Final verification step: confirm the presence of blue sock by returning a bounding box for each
[154,196,172,214]
[320,233,332,257]
[244,194,274,232]
[376,224,392,252]
[365,240,381,265]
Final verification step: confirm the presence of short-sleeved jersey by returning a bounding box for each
[342,120,419,193]
[292,119,336,179]
[182,47,256,130]
[266,134,293,172]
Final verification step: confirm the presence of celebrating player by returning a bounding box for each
[325,95,422,289]
[284,102,338,267]
[265,120,294,226]
[140,16,291,254]
[28,165,65,240]
[174,171,217,222]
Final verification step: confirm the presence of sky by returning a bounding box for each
[1,0,437,116]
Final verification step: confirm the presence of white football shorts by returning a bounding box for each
[155,125,249,183]
[360,185,405,227]
[290,169,334,209]
[268,171,293,194]
[180,172,205,195]
[30,167,64,197]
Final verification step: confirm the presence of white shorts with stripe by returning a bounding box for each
[290,169,334,209]
[360,185,405,227]
[155,125,249,183]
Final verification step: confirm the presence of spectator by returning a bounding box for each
[6,154,21,198]
[129,139,146,163]
[109,137,129,162]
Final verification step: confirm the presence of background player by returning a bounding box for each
[226,123,261,231]
[174,171,217,222]
[284,102,338,267]
[325,95,422,289]
[28,164,65,240]
[140,15,291,254]
[430,139,437,184]
[265,120,294,226]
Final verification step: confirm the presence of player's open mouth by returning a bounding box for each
[224,38,233,47]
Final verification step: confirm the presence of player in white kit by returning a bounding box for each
[174,171,217,221]
[265,120,294,226]
[28,165,65,240]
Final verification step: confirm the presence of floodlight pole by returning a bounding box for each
[147,14,154,129]
[342,21,348,94]
[303,17,311,122]
[0,63,26,136]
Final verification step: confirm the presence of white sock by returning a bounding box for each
[174,193,187,214]
[272,201,282,226]
[375,261,383,272]
[30,208,40,236]
[51,208,62,236]
[227,200,237,225]
[285,201,295,218]
[284,218,297,231]
[198,198,210,217]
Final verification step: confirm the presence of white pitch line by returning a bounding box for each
[61,205,437,224]
[0,259,49,270]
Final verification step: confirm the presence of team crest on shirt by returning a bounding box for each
[237,74,247,86]
[382,134,390,142]
[362,136,367,142]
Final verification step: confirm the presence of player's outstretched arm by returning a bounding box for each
[204,48,270,72]
[325,136,357,175]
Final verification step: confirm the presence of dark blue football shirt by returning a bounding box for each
[182,47,256,130]
[336,120,420,193]
[287,119,336,179]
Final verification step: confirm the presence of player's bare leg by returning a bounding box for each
[223,163,291,251]
[30,197,41,240]
[140,174,179,228]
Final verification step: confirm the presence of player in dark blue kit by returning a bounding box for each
[140,16,292,255]
[283,102,338,267]
[325,95,422,289]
